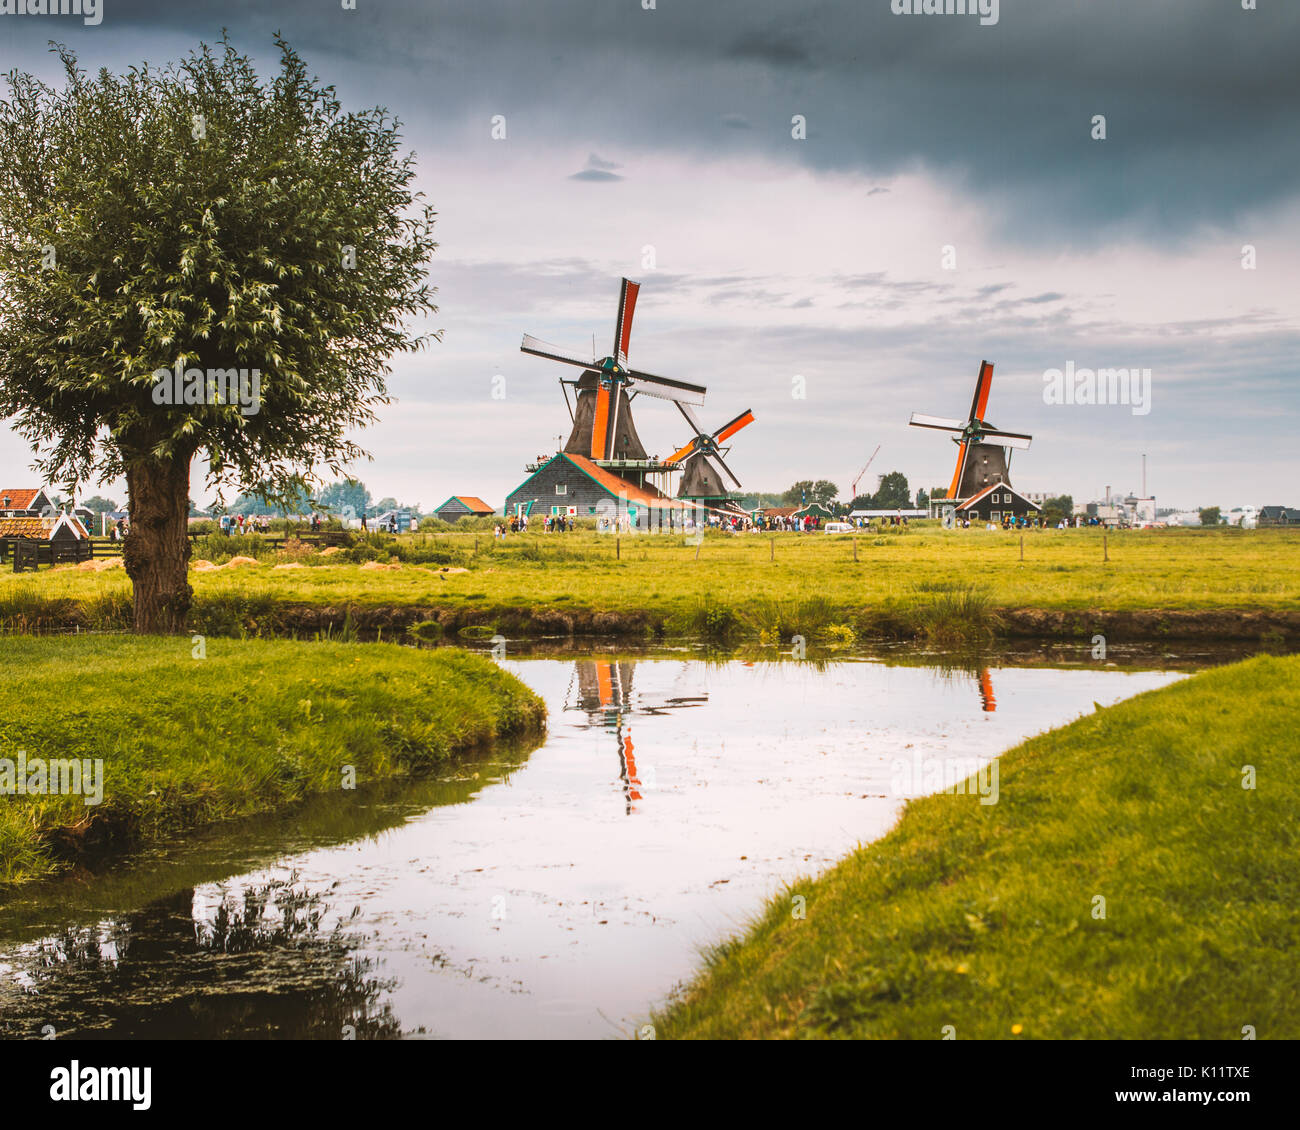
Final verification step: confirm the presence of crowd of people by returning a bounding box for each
[218,513,271,535]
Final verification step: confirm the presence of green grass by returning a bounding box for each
[1,526,1297,639]
[654,652,1300,1039]
[0,636,545,887]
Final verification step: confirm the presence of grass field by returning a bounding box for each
[653,652,1299,1040]
[1,526,1297,641]
[0,636,545,887]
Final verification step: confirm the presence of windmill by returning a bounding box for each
[664,405,755,505]
[909,360,1032,502]
[521,278,707,486]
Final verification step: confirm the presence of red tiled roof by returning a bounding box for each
[0,514,89,539]
[0,488,42,510]
[454,496,495,514]
[564,454,690,508]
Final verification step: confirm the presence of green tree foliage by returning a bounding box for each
[1199,506,1223,527]
[317,480,372,518]
[782,480,839,507]
[80,495,118,516]
[867,471,911,509]
[0,36,439,631]
[1041,494,1074,525]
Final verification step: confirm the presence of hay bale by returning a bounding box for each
[272,562,305,570]
[359,560,401,571]
[223,556,260,569]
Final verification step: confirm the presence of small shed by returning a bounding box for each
[433,495,496,523]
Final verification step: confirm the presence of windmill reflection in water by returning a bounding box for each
[566,660,709,814]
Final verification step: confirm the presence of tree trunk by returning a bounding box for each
[123,453,194,634]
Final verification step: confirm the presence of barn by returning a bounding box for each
[956,483,1042,524]
[505,452,691,529]
[433,496,496,523]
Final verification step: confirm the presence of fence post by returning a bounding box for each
[1020,534,1024,561]
[1103,534,1109,562]
[770,537,775,562]
[853,538,858,562]
[616,536,620,560]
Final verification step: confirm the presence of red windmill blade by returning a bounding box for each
[613,277,639,363]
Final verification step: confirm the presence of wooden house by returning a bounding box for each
[505,453,690,529]
[1258,506,1300,528]
[955,483,1042,524]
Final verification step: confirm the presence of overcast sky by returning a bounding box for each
[2,0,1297,511]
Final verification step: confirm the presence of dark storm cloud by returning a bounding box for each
[9,0,1295,241]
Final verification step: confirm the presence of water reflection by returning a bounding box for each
[568,660,708,813]
[1,877,401,1039]
[979,669,997,712]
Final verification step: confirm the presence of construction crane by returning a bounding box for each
[851,445,882,501]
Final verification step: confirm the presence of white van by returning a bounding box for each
[824,522,853,534]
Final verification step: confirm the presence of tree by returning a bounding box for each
[81,495,119,516]
[870,471,911,509]
[1042,494,1074,525]
[1199,506,1222,527]
[782,480,838,507]
[317,480,372,519]
[0,37,438,631]
[915,488,929,509]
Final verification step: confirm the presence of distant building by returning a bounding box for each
[849,509,928,522]
[372,509,414,533]
[1125,495,1157,527]
[1259,506,1300,527]
[433,495,496,523]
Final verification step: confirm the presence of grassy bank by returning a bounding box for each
[0,636,545,887]
[2,527,1297,643]
[655,652,1299,1039]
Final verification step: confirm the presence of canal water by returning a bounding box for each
[0,648,1187,1039]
